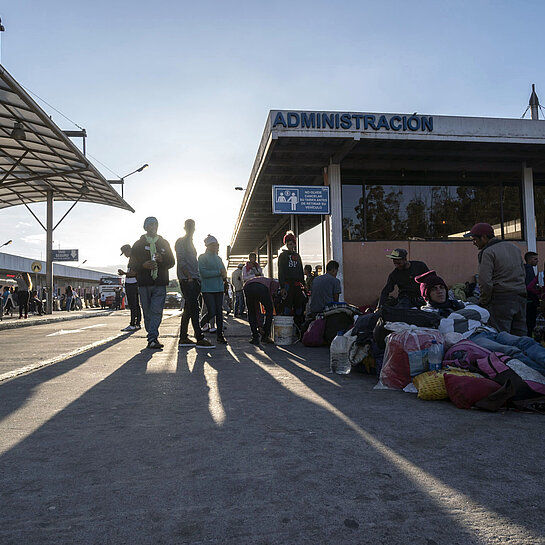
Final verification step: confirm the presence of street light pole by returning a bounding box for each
[108,164,149,198]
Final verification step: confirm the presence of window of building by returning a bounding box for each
[342,180,523,241]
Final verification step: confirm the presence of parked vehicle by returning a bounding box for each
[98,276,123,308]
[165,291,182,309]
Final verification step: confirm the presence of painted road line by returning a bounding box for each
[0,332,129,383]
[46,323,106,336]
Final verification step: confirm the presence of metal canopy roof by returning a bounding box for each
[230,110,545,262]
[0,64,134,212]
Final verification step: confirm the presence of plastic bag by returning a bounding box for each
[330,332,354,374]
[380,324,444,390]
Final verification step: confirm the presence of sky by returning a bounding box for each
[1,0,545,275]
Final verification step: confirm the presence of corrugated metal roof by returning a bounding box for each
[0,64,134,212]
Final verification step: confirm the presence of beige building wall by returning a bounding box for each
[343,240,530,308]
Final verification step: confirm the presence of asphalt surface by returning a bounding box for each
[1,311,544,544]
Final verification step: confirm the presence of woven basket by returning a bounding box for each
[413,368,481,400]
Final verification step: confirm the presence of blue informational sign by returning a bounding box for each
[52,249,79,262]
[272,185,330,215]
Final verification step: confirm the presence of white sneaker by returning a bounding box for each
[209,327,217,333]
[122,325,136,331]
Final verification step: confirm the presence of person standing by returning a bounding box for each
[16,272,32,319]
[118,244,142,331]
[231,263,245,317]
[243,276,279,345]
[277,231,306,327]
[198,235,228,345]
[131,217,175,349]
[175,219,213,348]
[65,285,73,312]
[242,253,263,283]
[524,251,539,337]
[465,222,527,335]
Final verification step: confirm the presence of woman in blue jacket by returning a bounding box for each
[198,235,228,344]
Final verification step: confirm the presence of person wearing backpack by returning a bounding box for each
[418,270,545,377]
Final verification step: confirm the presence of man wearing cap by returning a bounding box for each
[231,263,245,317]
[378,248,429,308]
[465,223,527,335]
[175,219,214,348]
[130,217,175,349]
[118,244,141,331]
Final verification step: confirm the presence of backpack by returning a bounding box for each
[302,316,326,347]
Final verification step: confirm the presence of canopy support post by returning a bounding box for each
[46,190,54,314]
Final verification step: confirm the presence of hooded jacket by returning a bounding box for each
[130,234,175,287]
[477,237,526,306]
[278,249,304,285]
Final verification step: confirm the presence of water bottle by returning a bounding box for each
[428,340,443,372]
[330,331,350,374]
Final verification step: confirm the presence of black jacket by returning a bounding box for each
[130,234,175,287]
[278,250,304,285]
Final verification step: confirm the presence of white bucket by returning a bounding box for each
[273,315,295,345]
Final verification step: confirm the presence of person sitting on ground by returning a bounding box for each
[242,252,263,283]
[417,270,545,377]
[243,275,280,345]
[277,231,306,328]
[308,260,342,317]
[378,248,429,309]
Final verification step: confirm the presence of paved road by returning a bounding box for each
[1,313,544,544]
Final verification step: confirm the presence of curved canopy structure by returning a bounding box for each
[0,64,133,212]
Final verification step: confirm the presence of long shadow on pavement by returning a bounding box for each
[0,335,544,545]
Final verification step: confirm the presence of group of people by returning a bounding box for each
[118,218,342,350]
[374,222,545,376]
[1,273,44,318]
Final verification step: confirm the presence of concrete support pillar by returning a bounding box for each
[46,190,54,314]
[523,164,537,252]
[327,162,344,299]
[266,234,273,278]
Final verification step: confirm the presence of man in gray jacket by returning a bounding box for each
[465,222,527,335]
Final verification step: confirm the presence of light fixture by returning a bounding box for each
[11,121,26,141]
[107,164,149,198]
[0,18,5,32]
[81,182,90,194]
[235,186,246,191]
[401,169,405,178]
[0,239,12,248]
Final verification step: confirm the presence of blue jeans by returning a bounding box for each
[138,285,167,343]
[471,330,545,375]
[65,296,72,311]
[235,291,245,315]
[200,292,224,337]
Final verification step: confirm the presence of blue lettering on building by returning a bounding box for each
[272,111,434,132]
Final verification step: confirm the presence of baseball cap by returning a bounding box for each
[463,223,494,238]
[386,248,408,260]
[120,244,131,256]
